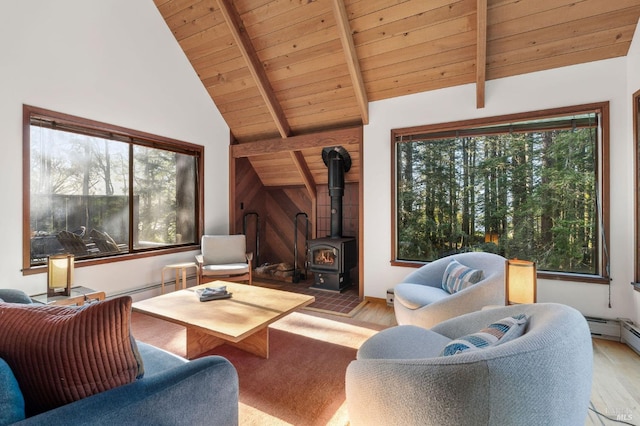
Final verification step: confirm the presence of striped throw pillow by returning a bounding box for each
[442,259,484,294]
[441,314,529,356]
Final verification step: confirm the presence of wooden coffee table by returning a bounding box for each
[132,281,314,359]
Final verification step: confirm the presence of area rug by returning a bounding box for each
[130,310,384,426]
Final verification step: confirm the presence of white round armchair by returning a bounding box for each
[394,252,506,328]
[346,303,593,426]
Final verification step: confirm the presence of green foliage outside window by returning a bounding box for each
[395,111,601,276]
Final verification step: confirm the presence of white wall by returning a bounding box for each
[364,55,639,322]
[0,1,230,298]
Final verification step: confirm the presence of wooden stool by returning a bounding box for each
[161,262,199,294]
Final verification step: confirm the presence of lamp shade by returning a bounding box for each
[47,254,74,297]
[505,259,536,305]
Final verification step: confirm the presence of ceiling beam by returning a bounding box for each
[216,0,291,138]
[331,0,369,125]
[476,0,487,109]
[230,126,362,158]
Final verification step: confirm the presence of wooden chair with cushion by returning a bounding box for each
[89,229,120,253]
[196,235,253,285]
[56,230,89,256]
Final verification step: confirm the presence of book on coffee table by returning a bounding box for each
[196,286,232,302]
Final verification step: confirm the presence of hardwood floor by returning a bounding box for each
[352,298,398,327]
[588,339,640,425]
[353,300,640,425]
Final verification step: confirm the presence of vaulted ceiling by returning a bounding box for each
[155,0,640,145]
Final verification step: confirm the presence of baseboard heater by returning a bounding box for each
[620,319,640,356]
[106,273,198,300]
[103,284,159,301]
[584,316,621,341]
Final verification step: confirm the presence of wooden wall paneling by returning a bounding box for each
[262,188,310,268]
[233,157,265,267]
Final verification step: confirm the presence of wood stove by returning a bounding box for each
[309,237,356,291]
[308,146,357,292]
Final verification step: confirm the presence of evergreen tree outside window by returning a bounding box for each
[23,105,203,271]
[392,103,609,281]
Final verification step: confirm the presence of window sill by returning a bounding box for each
[391,260,610,284]
[22,244,199,276]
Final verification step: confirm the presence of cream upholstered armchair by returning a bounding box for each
[196,235,253,285]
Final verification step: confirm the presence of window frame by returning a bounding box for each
[22,105,205,275]
[390,102,610,284]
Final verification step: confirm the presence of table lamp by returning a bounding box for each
[505,258,536,305]
[47,254,74,297]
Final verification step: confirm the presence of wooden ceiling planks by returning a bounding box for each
[216,0,291,138]
[154,0,640,186]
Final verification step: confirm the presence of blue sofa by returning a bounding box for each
[0,290,239,425]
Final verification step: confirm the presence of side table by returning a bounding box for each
[32,286,106,306]
[161,262,199,294]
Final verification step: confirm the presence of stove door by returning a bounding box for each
[309,244,339,272]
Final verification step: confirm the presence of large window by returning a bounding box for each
[392,103,609,282]
[23,105,203,272]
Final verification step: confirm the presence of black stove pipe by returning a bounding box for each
[322,146,351,238]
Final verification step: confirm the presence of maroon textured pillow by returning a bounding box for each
[0,296,143,416]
